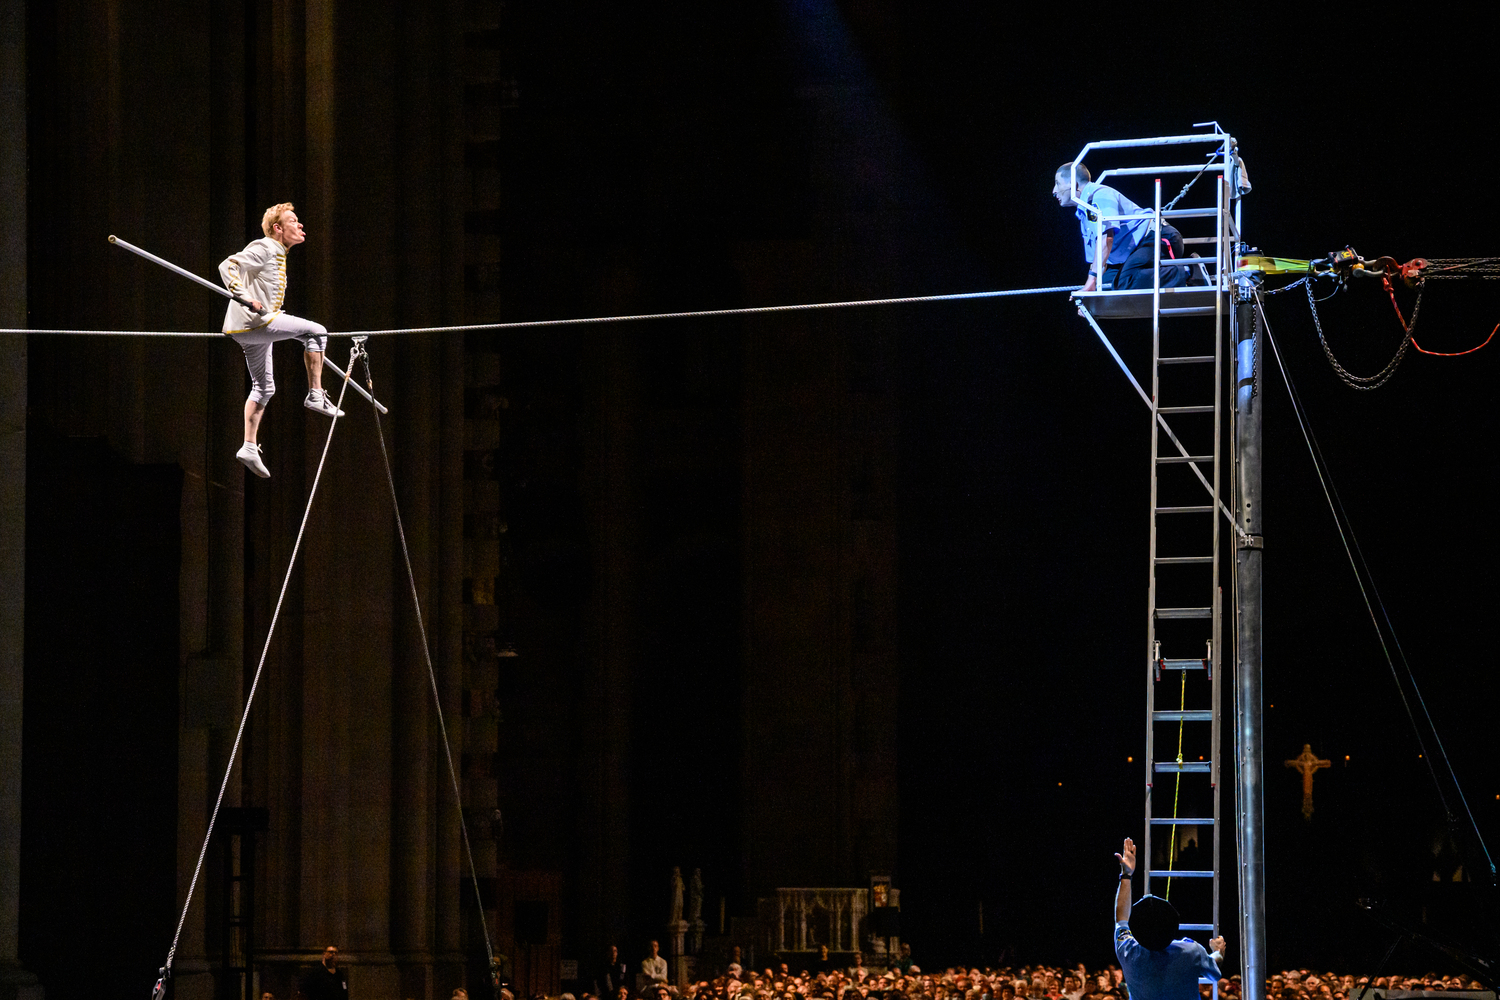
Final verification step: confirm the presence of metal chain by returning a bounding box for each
[1418,257,1500,279]
[1306,279,1421,391]
[1251,298,1262,400]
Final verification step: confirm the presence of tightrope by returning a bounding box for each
[0,284,1083,339]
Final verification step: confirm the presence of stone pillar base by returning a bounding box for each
[0,965,43,1000]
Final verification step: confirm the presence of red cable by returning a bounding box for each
[1383,276,1408,329]
[1412,323,1499,356]
[1383,275,1496,357]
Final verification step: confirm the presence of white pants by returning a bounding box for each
[231,312,328,405]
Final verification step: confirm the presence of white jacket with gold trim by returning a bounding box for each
[218,237,287,334]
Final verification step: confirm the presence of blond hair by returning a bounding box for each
[261,202,296,238]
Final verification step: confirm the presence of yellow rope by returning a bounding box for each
[1165,666,1188,899]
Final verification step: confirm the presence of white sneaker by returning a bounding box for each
[304,388,345,418]
[236,441,270,478]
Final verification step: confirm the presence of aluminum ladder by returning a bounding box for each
[1070,130,1246,950]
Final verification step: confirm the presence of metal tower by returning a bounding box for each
[1070,129,1265,1000]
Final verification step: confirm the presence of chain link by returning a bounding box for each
[1306,279,1423,391]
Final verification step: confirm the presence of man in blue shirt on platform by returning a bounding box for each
[1054,164,1202,292]
[1112,837,1226,1000]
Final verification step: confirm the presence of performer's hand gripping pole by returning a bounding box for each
[108,235,389,414]
[109,235,266,314]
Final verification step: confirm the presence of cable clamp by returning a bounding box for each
[1238,534,1264,550]
[346,336,368,381]
[1234,269,1263,300]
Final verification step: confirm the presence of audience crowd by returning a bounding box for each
[564,954,1489,1000]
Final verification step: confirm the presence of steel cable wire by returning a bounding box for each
[360,347,500,986]
[0,283,1084,341]
[1255,293,1495,882]
[152,346,360,1000]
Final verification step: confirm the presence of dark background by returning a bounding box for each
[14,0,1499,993]
[490,1,1500,970]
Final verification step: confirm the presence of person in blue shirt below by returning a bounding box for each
[1113,837,1226,1000]
[1054,164,1204,292]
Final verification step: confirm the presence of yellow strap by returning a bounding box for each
[1165,666,1188,899]
[1238,255,1311,275]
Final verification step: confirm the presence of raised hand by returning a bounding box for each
[1115,838,1136,875]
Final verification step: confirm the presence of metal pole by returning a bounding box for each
[321,350,389,414]
[1233,277,1266,1000]
[109,235,263,313]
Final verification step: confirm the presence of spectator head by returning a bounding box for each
[1127,895,1180,952]
[322,946,339,969]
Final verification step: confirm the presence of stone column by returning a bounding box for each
[0,4,39,996]
[666,922,688,989]
[391,306,437,1000]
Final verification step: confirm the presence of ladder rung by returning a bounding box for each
[1156,607,1211,619]
[1162,208,1218,219]
[1161,307,1220,317]
[1157,455,1213,464]
[1181,924,1216,932]
[1156,505,1213,514]
[1148,869,1214,878]
[1160,658,1210,670]
[1155,556,1213,564]
[1160,355,1215,365]
[1149,817,1215,825]
[1155,761,1212,772]
[1157,405,1215,414]
[1153,710,1214,722]
[1181,237,1219,245]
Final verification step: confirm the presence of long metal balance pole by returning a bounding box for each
[1233,274,1266,1000]
[108,235,389,414]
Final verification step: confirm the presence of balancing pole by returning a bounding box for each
[107,235,389,413]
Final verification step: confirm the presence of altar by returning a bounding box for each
[757,887,869,955]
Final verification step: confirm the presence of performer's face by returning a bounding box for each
[275,211,307,247]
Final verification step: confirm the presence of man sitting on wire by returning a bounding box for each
[1113,837,1226,1000]
[220,202,342,478]
[1054,164,1204,293]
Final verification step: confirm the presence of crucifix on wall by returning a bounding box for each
[1284,744,1331,820]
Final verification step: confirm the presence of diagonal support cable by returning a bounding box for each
[358,346,499,986]
[1255,292,1495,881]
[152,343,361,1000]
